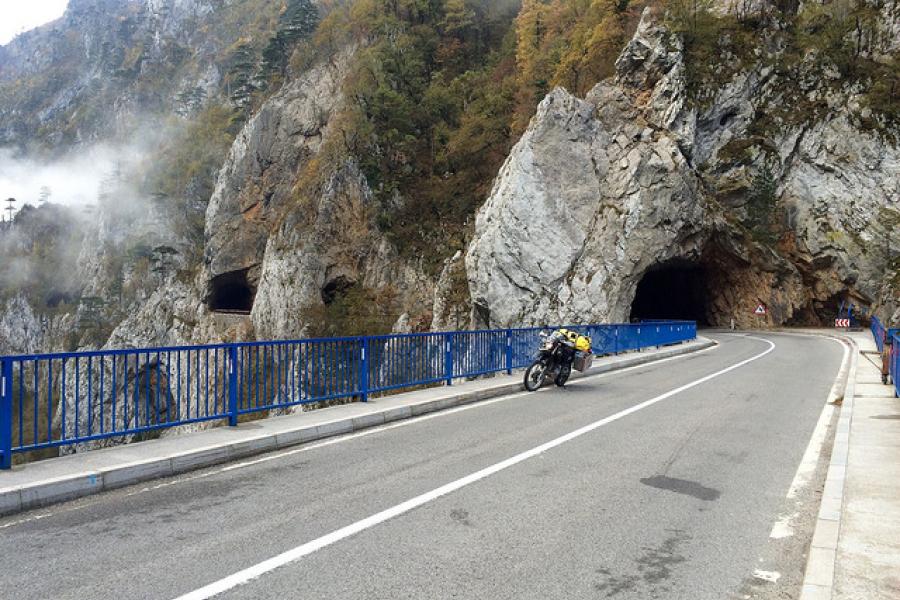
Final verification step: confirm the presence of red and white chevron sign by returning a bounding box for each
[835,319,850,327]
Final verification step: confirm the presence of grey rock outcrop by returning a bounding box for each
[203,49,354,301]
[0,295,44,355]
[465,8,899,328]
[252,160,433,339]
[0,0,225,149]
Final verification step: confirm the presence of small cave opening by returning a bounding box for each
[629,262,711,325]
[321,276,356,305]
[208,269,255,314]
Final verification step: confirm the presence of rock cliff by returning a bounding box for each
[465,8,899,328]
[0,0,226,150]
[203,49,353,300]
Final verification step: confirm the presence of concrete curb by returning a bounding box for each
[0,338,716,518]
[799,335,858,600]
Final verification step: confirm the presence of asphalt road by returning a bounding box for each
[0,332,845,600]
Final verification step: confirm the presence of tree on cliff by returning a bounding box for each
[261,0,320,76]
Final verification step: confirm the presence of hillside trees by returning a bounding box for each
[308,0,655,269]
[261,0,321,76]
[316,0,520,269]
[513,0,646,131]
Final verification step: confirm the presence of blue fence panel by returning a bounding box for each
[451,330,508,379]
[509,328,546,369]
[892,332,899,398]
[2,344,234,456]
[234,338,363,414]
[869,317,900,397]
[367,333,444,394]
[872,316,886,353]
[0,320,696,466]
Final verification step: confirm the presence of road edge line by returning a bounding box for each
[798,333,858,600]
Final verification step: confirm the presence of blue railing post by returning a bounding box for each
[1,359,12,470]
[360,337,369,402]
[445,333,454,386]
[227,346,238,427]
[614,328,619,355]
[506,330,513,375]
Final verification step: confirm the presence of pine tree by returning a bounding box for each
[261,0,320,76]
[746,163,778,243]
[226,42,258,108]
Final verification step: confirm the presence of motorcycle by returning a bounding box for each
[523,330,576,391]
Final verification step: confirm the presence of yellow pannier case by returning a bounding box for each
[557,329,592,353]
[575,335,592,353]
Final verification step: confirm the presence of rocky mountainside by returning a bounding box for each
[0,0,897,457]
[0,0,306,153]
[1,0,898,364]
[467,3,900,328]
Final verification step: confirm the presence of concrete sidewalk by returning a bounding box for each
[0,337,714,518]
[802,330,900,599]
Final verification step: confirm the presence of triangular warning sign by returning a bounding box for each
[754,304,767,315]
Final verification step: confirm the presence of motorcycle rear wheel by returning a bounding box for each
[555,364,571,387]
[524,361,547,391]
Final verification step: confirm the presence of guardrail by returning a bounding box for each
[891,331,900,398]
[871,316,899,397]
[872,316,887,353]
[0,321,696,468]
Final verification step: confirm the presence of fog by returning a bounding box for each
[0,146,129,213]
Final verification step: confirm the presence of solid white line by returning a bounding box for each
[767,335,849,541]
[172,337,775,600]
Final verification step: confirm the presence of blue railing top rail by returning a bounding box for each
[871,315,900,354]
[0,321,694,363]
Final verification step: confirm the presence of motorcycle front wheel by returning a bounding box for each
[555,363,571,387]
[524,361,547,391]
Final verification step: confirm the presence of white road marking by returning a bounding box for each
[753,570,781,583]
[766,335,849,542]
[1,341,719,530]
[770,515,794,539]
[172,337,775,600]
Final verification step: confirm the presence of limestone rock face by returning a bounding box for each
[466,82,704,326]
[252,161,433,340]
[203,50,353,298]
[465,8,900,328]
[467,11,707,327]
[431,251,469,332]
[0,295,44,355]
[0,0,222,148]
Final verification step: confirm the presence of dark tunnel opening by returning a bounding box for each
[321,276,356,305]
[208,269,255,314]
[629,263,711,325]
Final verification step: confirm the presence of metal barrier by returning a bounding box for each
[892,331,900,398]
[870,316,899,397]
[0,321,696,468]
[872,316,887,353]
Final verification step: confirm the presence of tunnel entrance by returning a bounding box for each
[629,262,711,324]
[208,269,255,314]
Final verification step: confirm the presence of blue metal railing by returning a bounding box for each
[891,331,900,398]
[872,316,887,353]
[0,321,696,467]
[870,316,899,397]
